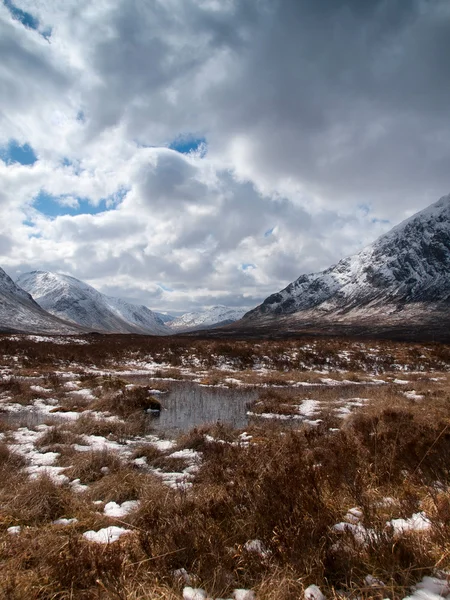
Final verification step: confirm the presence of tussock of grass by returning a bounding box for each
[86,468,151,504]
[64,449,124,484]
[66,413,150,439]
[35,426,83,450]
[0,475,77,526]
[0,442,27,474]
[92,385,161,418]
[132,443,165,463]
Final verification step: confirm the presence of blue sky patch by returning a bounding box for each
[169,135,207,155]
[4,0,39,30]
[34,191,107,218]
[241,263,256,271]
[3,0,50,37]
[33,187,129,218]
[0,140,37,165]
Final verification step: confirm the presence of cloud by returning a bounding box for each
[1,0,449,312]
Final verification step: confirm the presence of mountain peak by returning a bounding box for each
[244,193,450,323]
[17,271,170,335]
[0,268,81,334]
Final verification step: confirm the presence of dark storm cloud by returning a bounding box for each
[0,11,67,116]
[205,0,450,211]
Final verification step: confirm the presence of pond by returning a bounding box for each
[150,382,258,434]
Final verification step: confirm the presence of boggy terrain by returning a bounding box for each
[1,334,450,599]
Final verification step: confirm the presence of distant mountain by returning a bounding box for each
[167,306,247,332]
[155,312,176,324]
[0,268,81,334]
[17,271,170,335]
[240,193,450,340]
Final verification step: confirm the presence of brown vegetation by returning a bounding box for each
[0,334,449,598]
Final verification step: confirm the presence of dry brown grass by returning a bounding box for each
[86,468,153,504]
[0,475,78,526]
[4,333,449,377]
[1,334,450,598]
[91,385,162,418]
[64,449,125,484]
[65,413,150,440]
[0,405,449,598]
[34,426,84,450]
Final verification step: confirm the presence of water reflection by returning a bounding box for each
[151,382,257,434]
[0,409,67,429]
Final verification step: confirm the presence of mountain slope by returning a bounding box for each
[167,306,247,331]
[17,271,170,335]
[0,268,82,334]
[155,312,176,324]
[241,193,450,336]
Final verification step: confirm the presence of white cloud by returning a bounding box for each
[1,0,449,312]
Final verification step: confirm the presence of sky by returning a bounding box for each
[1,0,450,315]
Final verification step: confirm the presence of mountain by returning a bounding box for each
[0,268,82,334]
[239,193,450,340]
[155,312,176,324]
[17,271,170,335]
[167,306,247,332]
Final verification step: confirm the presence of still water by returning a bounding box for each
[150,382,257,434]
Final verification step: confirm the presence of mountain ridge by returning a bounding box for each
[0,268,83,334]
[17,271,170,335]
[167,305,247,332]
[238,193,450,339]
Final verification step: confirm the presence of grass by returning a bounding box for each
[0,334,450,598]
[91,386,162,418]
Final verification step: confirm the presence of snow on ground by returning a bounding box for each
[74,434,127,455]
[333,507,433,547]
[403,390,425,400]
[30,385,52,393]
[53,518,78,526]
[7,526,21,535]
[83,526,132,544]
[8,426,69,484]
[297,399,320,416]
[404,576,450,600]
[70,388,96,401]
[149,449,201,490]
[304,585,326,600]
[244,539,270,559]
[104,500,140,518]
[246,411,303,421]
[388,512,431,534]
[300,576,450,600]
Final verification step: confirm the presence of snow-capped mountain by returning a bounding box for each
[0,268,81,334]
[155,312,176,324]
[243,193,450,330]
[17,271,170,335]
[167,306,247,331]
